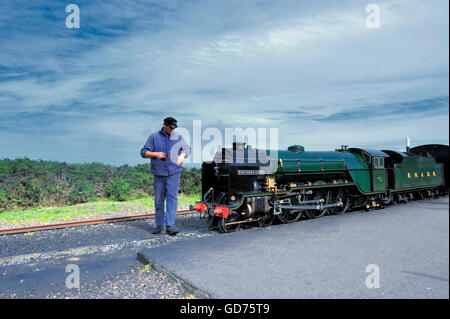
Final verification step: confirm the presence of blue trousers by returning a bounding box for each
[154,173,181,227]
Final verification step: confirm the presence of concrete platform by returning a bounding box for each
[138,197,449,298]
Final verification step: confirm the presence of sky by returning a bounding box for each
[0,0,448,166]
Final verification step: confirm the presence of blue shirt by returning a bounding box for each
[140,128,191,176]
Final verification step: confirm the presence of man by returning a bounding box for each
[140,117,190,235]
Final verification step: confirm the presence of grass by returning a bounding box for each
[0,193,201,225]
[140,264,152,273]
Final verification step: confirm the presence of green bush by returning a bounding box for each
[0,186,6,210]
[0,186,5,201]
[106,179,132,201]
[68,179,95,204]
[21,178,43,207]
[0,158,201,211]
[180,168,201,195]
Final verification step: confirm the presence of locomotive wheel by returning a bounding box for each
[327,189,350,215]
[398,194,409,203]
[425,190,435,199]
[304,191,328,219]
[362,198,372,211]
[376,193,392,207]
[218,211,240,233]
[393,194,400,205]
[258,211,274,227]
[419,190,426,200]
[277,208,302,224]
[379,193,393,206]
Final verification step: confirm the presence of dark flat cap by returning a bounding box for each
[163,117,178,128]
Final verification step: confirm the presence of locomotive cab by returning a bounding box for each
[349,148,389,192]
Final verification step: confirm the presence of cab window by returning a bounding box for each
[373,157,384,169]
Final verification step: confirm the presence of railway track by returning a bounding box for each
[0,209,197,236]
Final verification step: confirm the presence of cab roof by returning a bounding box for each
[349,148,389,157]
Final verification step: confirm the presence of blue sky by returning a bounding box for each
[0,0,448,166]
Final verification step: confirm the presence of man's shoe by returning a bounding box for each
[166,226,179,236]
[152,225,166,234]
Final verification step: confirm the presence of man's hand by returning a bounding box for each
[146,151,167,159]
[176,153,186,167]
[155,152,167,159]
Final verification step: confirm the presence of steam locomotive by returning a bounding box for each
[193,142,449,233]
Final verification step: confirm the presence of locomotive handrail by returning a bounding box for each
[277,158,347,172]
[203,187,214,204]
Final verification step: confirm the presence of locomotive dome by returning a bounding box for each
[288,145,305,153]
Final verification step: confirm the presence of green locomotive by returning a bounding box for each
[194,142,448,233]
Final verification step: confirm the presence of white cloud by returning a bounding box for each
[0,0,448,164]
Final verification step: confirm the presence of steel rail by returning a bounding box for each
[0,209,197,236]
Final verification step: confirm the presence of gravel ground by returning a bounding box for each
[0,213,211,258]
[61,268,196,299]
[0,213,216,299]
[48,271,195,299]
[1,248,198,299]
